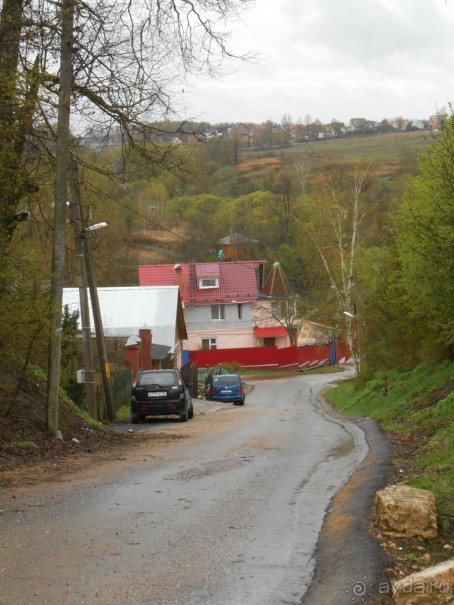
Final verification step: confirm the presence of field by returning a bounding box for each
[237,130,437,181]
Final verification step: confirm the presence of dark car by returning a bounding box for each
[208,374,245,405]
[131,369,194,423]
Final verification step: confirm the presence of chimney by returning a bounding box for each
[174,264,183,294]
[139,327,153,370]
[124,335,140,383]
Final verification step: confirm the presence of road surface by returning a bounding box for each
[0,372,371,605]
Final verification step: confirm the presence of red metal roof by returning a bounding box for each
[254,327,288,338]
[139,261,265,305]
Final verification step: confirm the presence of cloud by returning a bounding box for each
[182,0,454,124]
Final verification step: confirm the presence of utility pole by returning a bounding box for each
[81,226,116,421]
[68,161,97,419]
[46,0,75,435]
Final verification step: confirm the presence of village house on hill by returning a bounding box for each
[138,260,297,355]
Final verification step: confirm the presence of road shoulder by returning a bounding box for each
[302,402,394,605]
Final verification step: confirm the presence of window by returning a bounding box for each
[199,278,219,289]
[211,304,225,320]
[263,337,276,347]
[201,338,217,350]
[237,303,243,319]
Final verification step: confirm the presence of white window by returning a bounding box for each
[211,304,225,320]
[199,278,219,289]
[201,338,217,350]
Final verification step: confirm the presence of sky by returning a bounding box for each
[181,0,454,126]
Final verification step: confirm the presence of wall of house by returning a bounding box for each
[186,328,255,351]
[184,302,254,329]
[183,302,255,350]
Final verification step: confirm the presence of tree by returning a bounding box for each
[299,165,369,374]
[265,170,301,244]
[254,262,300,346]
[393,109,454,354]
[0,0,254,244]
[0,0,255,433]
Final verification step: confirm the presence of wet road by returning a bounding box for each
[0,372,369,605]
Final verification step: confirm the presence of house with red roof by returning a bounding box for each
[138,261,296,353]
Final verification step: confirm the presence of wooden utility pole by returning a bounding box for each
[46,0,74,435]
[68,161,97,420]
[82,228,115,421]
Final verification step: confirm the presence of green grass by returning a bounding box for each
[325,361,454,527]
[242,131,436,164]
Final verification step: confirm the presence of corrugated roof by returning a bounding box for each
[195,264,220,279]
[62,286,184,351]
[139,261,265,304]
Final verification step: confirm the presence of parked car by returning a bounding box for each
[207,374,245,405]
[131,369,194,423]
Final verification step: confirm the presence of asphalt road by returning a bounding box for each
[0,372,374,605]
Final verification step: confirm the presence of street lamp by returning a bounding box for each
[81,222,115,421]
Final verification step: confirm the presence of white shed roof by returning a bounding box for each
[62,286,182,352]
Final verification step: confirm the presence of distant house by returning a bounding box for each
[230,123,252,145]
[138,260,297,353]
[62,286,187,368]
[428,114,442,130]
[297,320,337,345]
[349,118,367,129]
[410,119,425,130]
[348,118,377,134]
[217,232,259,261]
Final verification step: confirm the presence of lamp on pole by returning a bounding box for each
[81,223,115,421]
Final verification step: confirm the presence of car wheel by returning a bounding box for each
[188,404,194,419]
[180,410,188,422]
[131,415,141,424]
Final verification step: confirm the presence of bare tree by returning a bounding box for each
[0,0,254,242]
[254,262,300,346]
[298,165,368,373]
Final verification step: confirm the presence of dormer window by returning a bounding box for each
[199,277,219,289]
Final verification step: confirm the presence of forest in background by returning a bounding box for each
[2,121,453,404]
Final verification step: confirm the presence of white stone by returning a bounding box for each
[393,558,454,605]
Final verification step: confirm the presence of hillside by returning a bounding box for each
[325,361,454,577]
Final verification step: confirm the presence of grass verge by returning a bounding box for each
[324,361,454,576]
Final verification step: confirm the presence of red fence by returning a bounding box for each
[189,342,350,371]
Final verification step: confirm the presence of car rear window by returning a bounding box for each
[212,375,240,386]
[137,372,177,386]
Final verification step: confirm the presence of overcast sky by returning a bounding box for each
[181,0,454,125]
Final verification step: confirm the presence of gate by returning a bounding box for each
[180,361,199,399]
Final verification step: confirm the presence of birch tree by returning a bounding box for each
[300,165,368,373]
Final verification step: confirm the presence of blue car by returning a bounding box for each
[208,374,245,405]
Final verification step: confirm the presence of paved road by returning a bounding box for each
[0,372,369,605]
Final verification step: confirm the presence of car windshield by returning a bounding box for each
[138,372,177,386]
[212,375,240,386]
